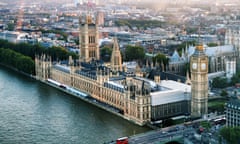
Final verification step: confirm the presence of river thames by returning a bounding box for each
[0,67,150,144]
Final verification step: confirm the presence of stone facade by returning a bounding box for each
[79,14,100,63]
[190,44,208,118]
[34,14,192,126]
[35,55,151,126]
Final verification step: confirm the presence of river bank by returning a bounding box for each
[0,66,151,143]
[0,63,154,129]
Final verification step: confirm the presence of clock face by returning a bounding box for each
[201,63,206,70]
[192,63,197,69]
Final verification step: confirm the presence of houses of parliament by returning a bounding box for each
[35,14,208,125]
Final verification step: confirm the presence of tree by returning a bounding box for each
[200,121,211,131]
[125,45,145,61]
[100,47,112,62]
[40,29,68,41]
[0,48,35,75]
[175,41,196,54]
[220,90,228,97]
[230,74,239,86]
[152,53,169,71]
[7,23,15,31]
[0,39,78,61]
[212,77,228,88]
[207,43,218,47]
[115,19,165,30]
[220,127,240,144]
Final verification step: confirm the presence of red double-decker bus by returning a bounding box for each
[116,137,128,144]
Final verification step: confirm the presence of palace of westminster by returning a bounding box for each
[35,14,217,126]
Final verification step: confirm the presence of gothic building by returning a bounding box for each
[79,14,100,63]
[190,43,208,117]
[225,27,240,72]
[35,14,192,126]
[167,44,236,78]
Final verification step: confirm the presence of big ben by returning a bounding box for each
[190,43,208,118]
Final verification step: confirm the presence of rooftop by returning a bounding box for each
[226,99,240,110]
[159,80,191,93]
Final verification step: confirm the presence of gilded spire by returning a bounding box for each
[196,44,204,51]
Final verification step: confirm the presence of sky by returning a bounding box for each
[1,0,240,6]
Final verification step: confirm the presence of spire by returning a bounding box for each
[68,55,73,66]
[185,44,188,56]
[135,63,142,77]
[146,59,149,68]
[185,43,188,52]
[196,27,203,51]
[181,48,185,58]
[161,62,165,72]
[151,61,154,68]
[185,70,191,85]
[110,37,122,73]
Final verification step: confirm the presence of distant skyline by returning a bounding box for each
[1,0,240,10]
[1,0,240,4]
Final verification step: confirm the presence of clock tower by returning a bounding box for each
[190,43,208,118]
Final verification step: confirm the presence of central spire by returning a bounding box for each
[110,37,122,73]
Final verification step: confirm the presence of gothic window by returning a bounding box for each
[82,36,85,43]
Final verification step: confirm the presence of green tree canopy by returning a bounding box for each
[40,29,68,41]
[0,39,78,61]
[152,53,169,71]
[230,72,240,86]
[0,48,35,74]
[115,19,165,29]
[220,90,228,97]
[100,47,112,62]
[176,41,196,54]
[220,126,240,144]
[200,121,211,131]
[207,43,218,47]
[125,45,145,61]
[212,77,228,88]
[7,23,15,31]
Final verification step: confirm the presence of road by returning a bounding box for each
[127,114,225,144]
[128,127,194,144]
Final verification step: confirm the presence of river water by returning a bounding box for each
[0,67,150,144]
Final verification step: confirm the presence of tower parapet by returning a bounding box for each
[79,13,99,63]
[124,78,151,125]
[35,54,51,81]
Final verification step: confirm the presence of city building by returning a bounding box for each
[35,14,191,126]
[225,98,240,127]
[190,43,208,118]
[225,27,240,71]
[79,14,100,63]
[151,80,191,121]
[167,44,236,77]
[0,31,29,43]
